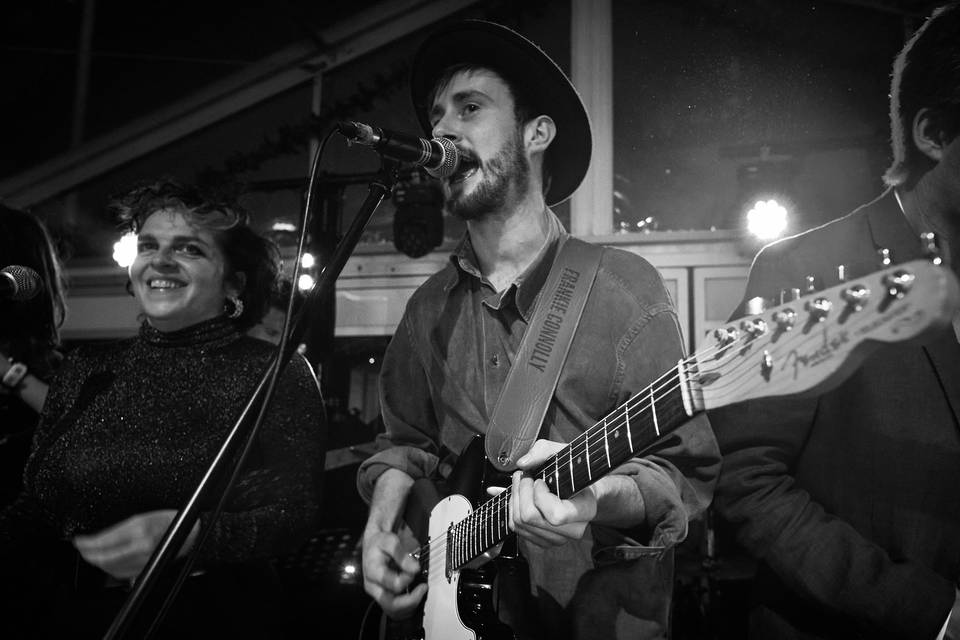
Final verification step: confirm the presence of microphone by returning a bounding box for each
[0,265,42,301]
[336,121,459,179]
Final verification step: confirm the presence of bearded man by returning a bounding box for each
[356,21,719,640]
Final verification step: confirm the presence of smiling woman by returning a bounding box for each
[113,180,278,333]
[129,210,236,331]
[0,180,327,638]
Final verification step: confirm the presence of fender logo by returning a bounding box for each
[783,328,850,379]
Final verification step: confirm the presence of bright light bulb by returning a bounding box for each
[297,274,314,291]
[300,252,315,269]
[746,199,788,241]
[112,233,138,268]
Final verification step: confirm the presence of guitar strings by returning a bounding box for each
[424,322,812,568]
[415,300,873,570]
[413,333,736,567]
[416,326,776,567]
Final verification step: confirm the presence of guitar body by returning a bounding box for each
[393,436,525,640]
[423,494,514,640]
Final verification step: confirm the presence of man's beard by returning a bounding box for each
[445,130,530,221]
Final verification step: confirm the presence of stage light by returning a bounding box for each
[298,274,314,291]
[746,199,788,241]
[339,561,360,584]
[112,233,138,267]
[300,252,315,269]
[271,221,297,233]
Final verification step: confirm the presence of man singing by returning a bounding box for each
[356,20,719,640]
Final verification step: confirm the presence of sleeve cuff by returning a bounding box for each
[356,444,440,503]
[610,458,689,547]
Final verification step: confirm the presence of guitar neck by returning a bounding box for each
[448,361,700,570]
[442,258,960,572]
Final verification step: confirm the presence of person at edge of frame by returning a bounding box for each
[709,4,960,639]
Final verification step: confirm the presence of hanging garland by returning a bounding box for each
[194,0,553,197]
[195,59,410,193]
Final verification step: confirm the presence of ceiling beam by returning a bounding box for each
[0,0,478,207]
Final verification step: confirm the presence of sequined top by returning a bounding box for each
[0,316,326,565]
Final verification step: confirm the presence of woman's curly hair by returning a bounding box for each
[109,179,281,330]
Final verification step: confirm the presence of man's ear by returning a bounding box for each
[912,108,948,163]
[525,115,556,154]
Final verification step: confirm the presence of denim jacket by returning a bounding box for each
[358,210,719,639]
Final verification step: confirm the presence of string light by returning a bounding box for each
[297,274,315,291]
[112,233,138,267]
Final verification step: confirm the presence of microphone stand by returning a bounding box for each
[103,153,398,639]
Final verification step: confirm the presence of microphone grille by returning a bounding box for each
[1,265,42,301]
[426,137,459,179]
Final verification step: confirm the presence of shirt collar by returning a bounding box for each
[446,209,569,320]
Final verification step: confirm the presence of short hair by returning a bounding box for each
[429,63,552,193]
[0,204,67,365]
[109,179,281,330]
[884,2,960,187]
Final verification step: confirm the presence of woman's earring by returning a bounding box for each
[226,295,244,319]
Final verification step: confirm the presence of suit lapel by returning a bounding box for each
[865,190,960,428]
[923,335,960,430]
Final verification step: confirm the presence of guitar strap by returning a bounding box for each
[485,237,603,472]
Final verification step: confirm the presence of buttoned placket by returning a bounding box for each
[479,285,514,418]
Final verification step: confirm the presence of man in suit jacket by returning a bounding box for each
[709,4,960,639]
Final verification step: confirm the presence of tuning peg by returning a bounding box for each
[878,248,892,267]
[772,308,797,331]
[779,288,800,304]
[841,284,870,311]
[883,269,916,299]
[739,317,768,339]
[713,326,739,347]
[920,232,943,266]
[805,297,832,322]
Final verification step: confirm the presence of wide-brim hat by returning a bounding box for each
[410,20,592,207]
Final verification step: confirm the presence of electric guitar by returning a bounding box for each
[395,259,960,640]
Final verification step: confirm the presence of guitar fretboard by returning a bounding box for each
[446,363,695,572]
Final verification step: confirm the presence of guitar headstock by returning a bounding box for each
[695,259,960,410]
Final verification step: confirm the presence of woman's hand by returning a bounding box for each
[0,353,49,411]
[72,510,200,580]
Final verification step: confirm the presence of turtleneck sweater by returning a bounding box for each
[1,315,326,565]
